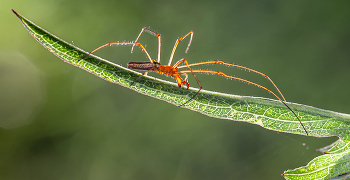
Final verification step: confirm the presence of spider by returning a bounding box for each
[80,27,308,135]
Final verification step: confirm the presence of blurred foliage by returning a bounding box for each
[2,0,350,180]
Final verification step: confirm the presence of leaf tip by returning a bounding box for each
[11,9,17,15]
[12,9,21,20]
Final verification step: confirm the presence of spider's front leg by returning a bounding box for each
[181,73,190,89]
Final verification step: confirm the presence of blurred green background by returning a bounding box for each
[1,0,350,179]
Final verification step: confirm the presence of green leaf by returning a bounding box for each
[12,9,350,180]
[283,139,350,180]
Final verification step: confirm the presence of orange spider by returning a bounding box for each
[80,27,308,135]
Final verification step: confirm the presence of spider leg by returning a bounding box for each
[168,31,194,66]
[79,42,153,63]
[181,73,190,89]
[177,60,286,102]
[131,27,162,63]
[177,69,308,135]
[130,70,151,86]
[173,59,202,107]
